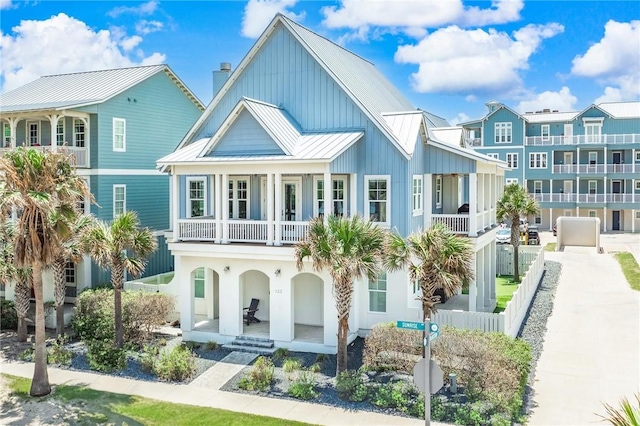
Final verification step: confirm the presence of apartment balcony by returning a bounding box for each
[533,192,639,205]
[525,133,640,146]
[552,163,636,175]
[177,218,308,245]
[464,138,482,147]
[0,145,89,168]
[430,208,496,237]
[605,193,640,203]
[532,193,578,203]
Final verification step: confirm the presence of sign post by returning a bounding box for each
[424,318,430,426]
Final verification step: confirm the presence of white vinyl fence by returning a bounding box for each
[496,245,540,276]
[432,246,544,338]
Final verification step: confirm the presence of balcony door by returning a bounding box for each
[611,180,622,203]
[282,178,301,221]
[563,152,573,171]
[563,124,573,144]
[563,180,573,202]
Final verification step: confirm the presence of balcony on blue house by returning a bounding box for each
[1,115,90,167]
[526,133,640,146]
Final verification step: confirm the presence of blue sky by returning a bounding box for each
[1,0,638,124]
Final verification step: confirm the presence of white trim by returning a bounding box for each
[313,175,347,218]
[26,120,40,145]
[186,177,207,218]
[635,181,640,191]
[76,169,164,176]
[588,180,597,194]
[113,117,126,152]
[56,119,65,146]
[412,175,423,216]
[281,176,302,221]
[435,175,442,208]
[364,175,390,227]
[533,180,542,194]
[113,184,126,217]
[73,118,86,148]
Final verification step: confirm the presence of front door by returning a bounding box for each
[282,179,301,221]
[612,210,621,231]
[563,124,573,144]
[563,180,573,202]
[612,180,622,203]
[612,151,622,173]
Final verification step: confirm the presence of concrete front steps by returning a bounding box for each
[222,336,276,355]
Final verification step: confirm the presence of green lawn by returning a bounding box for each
[544,242,557,252]
[3,374,313,426]
[614,252,640,292]
[493,275,520,313]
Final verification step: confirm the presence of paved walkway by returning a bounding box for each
[0,361,435,426]
[190,351,257,389]
[529,245,640,424]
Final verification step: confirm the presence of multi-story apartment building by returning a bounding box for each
[157,14,506,353]
[461,100,640,232]
[0,65,204,302]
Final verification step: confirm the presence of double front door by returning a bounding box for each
[260,178,301,221]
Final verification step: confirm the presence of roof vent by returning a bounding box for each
[543,108,551,113]
[220,62,231,71]
[552,110,559,112]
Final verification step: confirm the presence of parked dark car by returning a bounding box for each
[527,226,540,245]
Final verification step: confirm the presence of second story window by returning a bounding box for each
[435,175,442,208]
[366,176,389,226]
[368,272,387,313]
[113,118,126,152]
[529,153,547,169]
[187,178,206,218]
[314,177,347,217]
[506,153,518,168]
[113,185,126,217]
[73,119,85,147]
[486,153,499,159]
[541,124,550,141]
[534,181,542,194]
[56,120,65,145]
[412,175,423,216]
[229,177,249,219]
[495,122,512,143]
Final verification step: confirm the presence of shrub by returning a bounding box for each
[335,369,368,402]
[0,300,17,330]
[308,362,322,373]
[315,353,328,363]
[47,337,72,366]
[288,370,318,400]
[363,322,422,373]
[154,344,196,382]
[184,341,201,350]
[238,356,274,391]
[205,341,218,351]
[128,291,175,339]
[19,347,33,362]
[140,344,159,372]
[272,347,289,362]
[282,358,302,373]
[86,340,126,372]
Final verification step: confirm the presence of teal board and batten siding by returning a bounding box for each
[481,108,525,147]
[210,109,285,156]
[94,71,202,170]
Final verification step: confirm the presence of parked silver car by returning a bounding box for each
[496,228,511,244]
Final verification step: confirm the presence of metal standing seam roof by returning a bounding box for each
[430,127,464,147]
[381,111,423,155]
[597,101,640,118]
[521,111,579,123]
[0,64,204,113]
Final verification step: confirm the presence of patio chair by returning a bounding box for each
[243,298,260,325]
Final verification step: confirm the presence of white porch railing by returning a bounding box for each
[532,193,578,203]
[280,222,309,244]
[552,164,577,174]
[577,194,606,203]
[176,218,309,245]
[178,218,217,241]
[228,220,269,243]
[606,193,639,203]
[577,164,606,174]
[431,214,469,234]
[526,133,640,146]
[0,145,89,167]
[606,164,634,173]
[432,246,544,338]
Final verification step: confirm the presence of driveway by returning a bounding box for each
[528,238,640,424]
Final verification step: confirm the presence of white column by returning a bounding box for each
[468,252,477,312]
[221,173,229,243]
[549,208,553,231]
[633,149,636,174]
[576,176,580,203]
[274,172,282,245]
[476,248,485,311]
[490,241,496,301]
[469,173,478,237]
[424,173,433,229]
[604,177,607,204]
[604,207,607,232]
[577,147,581,175]
[171,172,180,242]
[576,206,580,217]
[214,174,222,243]
[84,117,91,167]
[632,210,635,233]
[267,173,274,245]
[550,179,553,203]
[349,173,357,217]
[552,149,555,174]
[176,256,193,332]
[324,171,332,219]
[47,114,59,151]
[604,147,607,172]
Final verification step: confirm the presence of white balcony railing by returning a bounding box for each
[606,164,634,173]
[525,133,640,146]
[552,164,577,174]
[532,193,578,203]
[577,194,606,203]
[464,138,482,147]
[577,164,606,174]
[0,145,89,167]
[176,218,309,245]
[431,214,469,234]
[178,218,217,241]
[280,222,309,244]
[606,194,640,203]
[228,220,269,243]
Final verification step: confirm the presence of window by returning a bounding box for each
[229,177,249,219]
[73,119,85,147]
[56,120,65,145]
[589,152,597,165]
[113,185,126,217]
[584,121,602,143]
[535,215,541,224]
[187,178,206,218]
[368,273,387,313]
[435,175,442,208]
[506,153,518,168]
[541,124,550,141]
[113,118,126,152]
[64,262,76,298]
[332,178,346,216]
[3,122,10,147]
[588,181,597,195]
[588,210,597,218]
[412,175,423,215]
[506,178,519,185]
[314,176,347,217]
[486,153,499,159]
[529,153,548,169]
[494,122,512,143]
[564,210,573,217]
[27,121,39,146]
[194,268,205,299]
[366,176,389,225]
[315,179,325,217]
[534,181,542,194]
[636,181,640,190]
[636,152,640,161]
[636,211,640,219]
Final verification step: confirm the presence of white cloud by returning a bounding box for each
[120,35,143,52]
[449,112,470,126]
[0,13,165,93]
[135,20,164,35]
[0,0,15,10]
[394,23,563,95]
[594,87,625,104]
[572,20,640,101]
[241,0,305,38]
[515,87,578,113]
[108,0,159,17]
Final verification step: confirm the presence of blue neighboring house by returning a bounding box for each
[157,14,506,354]
[0,65,205,303]
[461,101,640,232]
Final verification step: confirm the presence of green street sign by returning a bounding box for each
[396,321,425,331]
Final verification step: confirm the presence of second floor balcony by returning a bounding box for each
[526,133,640,146]
[532,192,640,204]
[0,144,89,168]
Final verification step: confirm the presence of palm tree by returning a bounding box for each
[51,213,95,337]
[0,221,31,342]
[386,223,474,328]
[295,215,387,375]
[0,147,92,397]
[496,183,540,282]
[80,211,157,348]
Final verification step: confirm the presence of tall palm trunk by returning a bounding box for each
[113,260,125,348]
[335,275,353,375]
[14,276,31,342]
[52,258,66,337]
[30,263,50,397]
[512,214,521,282]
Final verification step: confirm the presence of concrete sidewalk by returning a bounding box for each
[0,361,435,426]
[529,247,640,424]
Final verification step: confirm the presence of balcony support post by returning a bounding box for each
[549,208,553,231]
[577,147,580,175]
[171,172,179,242]
[221,173,229,244]
[350,173,357,216]
[324,171,332,219]
[632,210,635,233]
[274,173,282,246]
[576,176,580,203]
[424,174,432,229]
[633,149,636,174]
[552,150,555,174]
[604,176,607,206]
[469,173,478,237]
[267,173,274,245]
[550,179,553,203]
[214,174,222,243]
[7,117,18,148]
[47,114,60,152]
[604,207,607,232]
[604,146,607,172]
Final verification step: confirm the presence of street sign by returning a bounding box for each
[413,359,444,394]
[429,322,440,341]
[396,320,425,331]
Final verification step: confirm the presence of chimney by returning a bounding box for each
[213,62,232,97]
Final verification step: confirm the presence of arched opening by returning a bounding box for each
[192,267,220,332]
[293,273,324,343]
[240,270,270,338]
